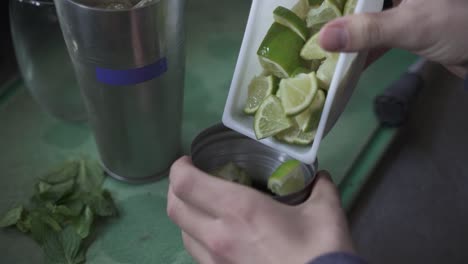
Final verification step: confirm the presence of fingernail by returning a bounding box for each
[320,25,348,51]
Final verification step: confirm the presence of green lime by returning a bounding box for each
[244,75,279,115]
[292,67,311,77]
[316,53,338,90]
[295,89,325,132]
[306,0,342,30]
[344,0,357,15]
[268,160,306,196]
[309,59,323,72]
[275,119,317,145]
[257,23,305,78]
[292,0,311,20]
[308,0,325,6]
[254,95,292,140]
[274,6,309,41]
[211,162,252,186]
[332,0,347,11]
[278,72,318,116]
[300,33,328,60]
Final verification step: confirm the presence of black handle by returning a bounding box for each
[374,72,424,127]
[383,0,394,10]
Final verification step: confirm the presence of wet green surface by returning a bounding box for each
[0,0,416,263]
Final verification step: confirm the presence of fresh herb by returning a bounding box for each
[43,226,84,264]
[0,205,23,228]
[0,158,118,263]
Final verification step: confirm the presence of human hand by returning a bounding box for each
[167,156,354,264]
[320,0,468,77]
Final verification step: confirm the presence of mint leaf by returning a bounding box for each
[30,212,52,245]
[87,190,118,217]
[76,159,105,194]
[3,158,117,264]
[42,160,80,185]
[37,178,75,203]
[41,213,63,232]
[0,205,23,228]
[16,212,32,233]
[73,206,93,239]
[43,226,83,264]
[62,199,85,217]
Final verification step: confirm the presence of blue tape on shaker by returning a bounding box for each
[95,57,168,86]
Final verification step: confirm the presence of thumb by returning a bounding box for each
[307,171,341,207]
[319,7,415,52]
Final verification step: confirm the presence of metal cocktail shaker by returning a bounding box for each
[54,0,186,183]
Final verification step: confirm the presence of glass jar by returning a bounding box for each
[9,0,87,122]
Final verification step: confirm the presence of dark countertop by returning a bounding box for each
[350,64,468,264]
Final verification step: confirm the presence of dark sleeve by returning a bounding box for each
[306,252,368,264]
[464,74,468,91]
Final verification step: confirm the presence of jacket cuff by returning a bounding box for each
[307,252,368,264]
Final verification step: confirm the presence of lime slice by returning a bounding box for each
[275,119,317,145]
[316,53,339,90]
[309,59,323,72]
[268,160,306,196]
[292,67,311,77]
[308,0,324,6]
[295,89,325,132]
[254,95,292,140]
[292,0,311,20]
[274,6,309,41]
[306,0,342,30]
[211,162,252,186]
[344,0,357,15]
[332,0,347,11]
[244,75,279,115]
[300,33,328,60]
[257,23,305,79]
[278,72,318,116]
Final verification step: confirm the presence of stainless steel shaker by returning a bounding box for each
[54,0,186,183]
[10,0,87,122]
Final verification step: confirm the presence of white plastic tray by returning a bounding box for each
[222,0,384,164]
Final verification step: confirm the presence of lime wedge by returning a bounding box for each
[306,0,342,30]
[344,0,357,15]
[211,162,252,186]
[244,75,279,115]
[275,119,317,145]
[332,0,347,11]
[295,89,325,132]
[309,59,323,72]
[254,95,292,140]
[308,0,324,6]
[292,0,311,20]
[292,67,311,77]
[278,72,318,116]
[257,23,305,78]
[268,160,306,196]
[316,53,339,90]
[300,33,328,60]
[274,6,309,41]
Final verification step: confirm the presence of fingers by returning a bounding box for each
[307,171,341,207]
[167,185,216,243]
[169,156,264,218]
[319,7,416,52]
[181,232,216,264]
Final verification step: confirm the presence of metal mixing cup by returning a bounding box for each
[191,124,318,205]
[54,0,186,183]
